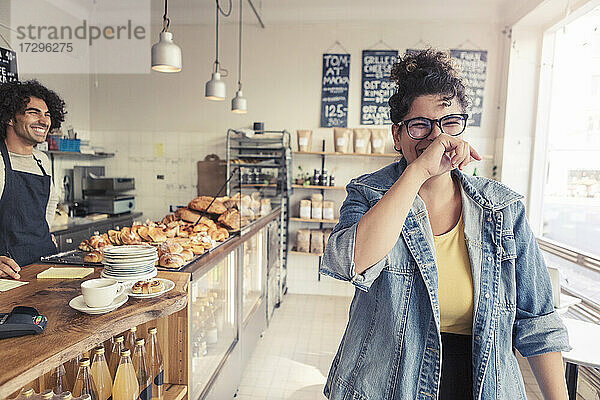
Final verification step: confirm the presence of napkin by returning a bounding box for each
[0,279,29,292]
[37,267,94,279]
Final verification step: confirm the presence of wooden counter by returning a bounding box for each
[0,265,190,399]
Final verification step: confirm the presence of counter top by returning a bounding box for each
[183,207,281,278]
[51,212,143,234]
[0,265,189,398]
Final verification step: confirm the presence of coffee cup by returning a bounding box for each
[81,278,124,308]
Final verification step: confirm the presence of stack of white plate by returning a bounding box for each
[101,245,158,281]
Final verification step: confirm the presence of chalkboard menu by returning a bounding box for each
[360,49,397,125]
[0,47,18,83]
[320,53,350,128]
[450,49,487,127]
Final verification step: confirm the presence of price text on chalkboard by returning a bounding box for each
[0,47,18,83]
[360,49,397,126]
[450,49,487,127]
[320,53,350,128]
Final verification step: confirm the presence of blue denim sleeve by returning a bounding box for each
[319,181,389,292]
[512,200,571,357]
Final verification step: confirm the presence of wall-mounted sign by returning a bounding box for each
[360,49,397,126]
[0,47,18,83]
[450,49,487,127]
[320,53,350,128]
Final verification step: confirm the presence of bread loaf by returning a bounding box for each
[188,196,228,215]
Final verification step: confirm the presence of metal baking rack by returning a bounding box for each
[226,129,291,305]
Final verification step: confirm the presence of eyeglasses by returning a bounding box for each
[397,113,468,140]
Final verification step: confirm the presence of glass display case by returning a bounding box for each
[242,230,265,323]
[189,253,237,400]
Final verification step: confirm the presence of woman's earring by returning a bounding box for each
[394,144,403,154]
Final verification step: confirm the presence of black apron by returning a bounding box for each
[0,140,57,266]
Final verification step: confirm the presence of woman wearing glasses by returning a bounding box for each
[320,49,570,400]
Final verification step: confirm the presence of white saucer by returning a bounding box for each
[125,278,175,298]
[69,293,128,315]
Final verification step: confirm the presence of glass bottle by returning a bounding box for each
[47,363,70,397]
[132,338,152,400]
[90,346,112,400]
[14,388,35,399]
[147,328,164,399]
[125,327,137,353]
[57,392,72,400]
[39,389,54,400]
[109,335,125,380]
[112,349,138,400]
[72,358,98,400]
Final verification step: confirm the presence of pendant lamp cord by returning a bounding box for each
[215,0,232,73]
[162,0,170,32]
[237,0,242,90]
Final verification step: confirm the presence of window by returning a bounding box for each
[541,5,600,258]
[537,3,600,305]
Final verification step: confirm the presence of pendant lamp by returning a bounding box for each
[206,1,226,100]
[232,0,247,113]
[151,0,182,72]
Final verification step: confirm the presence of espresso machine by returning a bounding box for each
[73,166,135,215]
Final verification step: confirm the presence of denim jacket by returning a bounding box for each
[320,159,570,400]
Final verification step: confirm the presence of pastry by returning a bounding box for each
[131,279,165,294]
[79,240,93,252]
[120,230,141,245]
[179,249,194,261]
[162,214,178,224]
[137,226,152,242]
[107,229,122,245]
[188,245,206,255]
[210,227,229,242]
[89,235,109,249]
[188,196,227,215]
[158,241,184,256]
[175,207,202,223]
[148,227,167,243]
[164,226,179,238]
[84,250,103,263]
[159,253,185,269]
[218,209,247,231]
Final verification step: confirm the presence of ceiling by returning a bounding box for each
[151,0,518,26]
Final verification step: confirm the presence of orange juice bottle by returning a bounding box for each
[72,358,98,400]
[109,335,125,380]
[147,328,164,399]
[90,347,113,400]
[112,349,139,400]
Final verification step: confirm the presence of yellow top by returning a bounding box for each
[433,212,474,335]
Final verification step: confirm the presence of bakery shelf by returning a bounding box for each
[241,183,277,188]
[292,184,345,190]
[164,384,188,400]
[289,250,323,257]
[290,217,338,224]
[294,151,398,158]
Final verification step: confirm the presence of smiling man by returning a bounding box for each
[0,80,66,278]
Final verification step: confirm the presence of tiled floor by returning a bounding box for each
[235,294,545,399]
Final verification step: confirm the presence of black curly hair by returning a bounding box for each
[388,49,469,124]
[0,79,66,139]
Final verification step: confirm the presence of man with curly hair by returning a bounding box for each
[0,80,66,278]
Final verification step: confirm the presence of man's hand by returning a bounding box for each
[0,256,21,279]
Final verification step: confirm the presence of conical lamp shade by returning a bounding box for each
[151,32,182,72]
[232,89,247,113]
[205,71,226,100]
